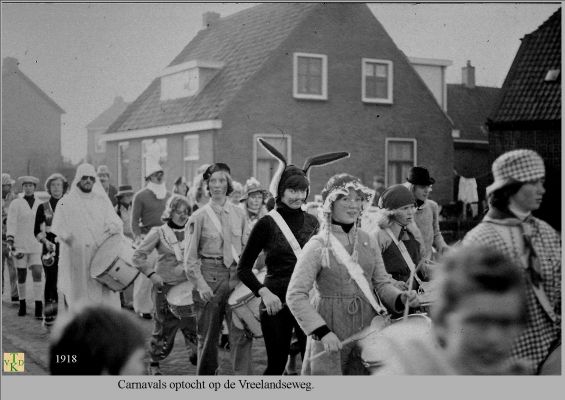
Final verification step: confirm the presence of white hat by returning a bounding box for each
[486,149,545,196]
[145,159,163,179]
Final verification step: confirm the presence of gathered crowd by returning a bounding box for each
[1,141,560,376]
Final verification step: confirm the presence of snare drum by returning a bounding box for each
[359,313,433,374]
[90,234,139,292]
[166,281,195,319]
[418,279,439,314]
[228,270,266,338]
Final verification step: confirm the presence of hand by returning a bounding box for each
[320,332,342,353]
[45,240,56,252]
[392,279,408,290]
[149,273,164,289]
[198,283,214,302]
[258,287,283,315]
[400,290,420,308]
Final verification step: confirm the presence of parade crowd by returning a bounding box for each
[1,141,560,376]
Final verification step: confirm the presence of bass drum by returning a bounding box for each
[90,234,139,292]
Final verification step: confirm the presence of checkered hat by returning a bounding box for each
[486,149,545,196]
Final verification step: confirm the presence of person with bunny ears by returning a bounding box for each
[237,138,349,375]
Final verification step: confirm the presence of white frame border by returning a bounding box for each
[293,52,328,100]
[362,58,393,104]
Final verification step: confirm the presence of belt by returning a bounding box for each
[201,256,223,260]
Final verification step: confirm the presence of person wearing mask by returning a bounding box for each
[183,163,252,375]
[2,173,19,303]
[463,149,561,375]
[237,138,349,375]
[6,176,44,318]
[34,173,68,326]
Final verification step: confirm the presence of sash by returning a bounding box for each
[203,204,240,264]
[268,209,302,260]
[158,225,185,263]
[329,233,387,315]
[384,227,424,288]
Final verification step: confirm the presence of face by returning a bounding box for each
[77,175,96,193]
[149,171,164,184]
[22,182,35,196]
[510,178,545,213]
[208,171,228,200]
[49,179,64,199]
[175,183,188,195]
[332,189,363,224]
[119,194,133,206]
[230,190,242,204]
[118,348,145,375]
[393,204,415,226]
[373,179,384,191]
[98,174,109,188]
[171,203,190,226]
[246,192,263,211]
[438,291,524,375]
[413,185,432,202]
[281,188,307,209]
[2,184,12,197]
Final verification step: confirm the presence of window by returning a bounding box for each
[386,139,416,186]
[362,58,393,104]
[95,131,106,153]
[183,135,199,184]
[253,134,292,190]
[117,141,129,186]
[293,53,327,100]
[141,138,167,184]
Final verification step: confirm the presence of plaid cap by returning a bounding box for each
[486,149,545,196]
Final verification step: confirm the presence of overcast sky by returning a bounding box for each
[1,2,561,164]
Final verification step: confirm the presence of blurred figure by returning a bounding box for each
[370,175,385,207]
[2,173,18,302]
[373,245,528,375]
[239,177,268,228]
[230,181,243,204]
[463,149,561,374]
[34,173,68,326]
[49,303,146,375]
[6,176,44,318]
[403,166,449,260]
[188,164,211,212]
[96,165,118,207]
[114,185,135,310]
[173,176,189,197]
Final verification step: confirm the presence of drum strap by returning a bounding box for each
[43,200,53,233]
[203,204,240,264]
[384,228,424,288]
[329,234,387,315]
[159,225,185,263]
[268,210,302,260]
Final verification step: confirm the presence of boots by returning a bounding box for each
[35,301,43,320]
[18,300,26,316]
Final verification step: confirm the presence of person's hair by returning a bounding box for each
[432,245,528,329]
[49,305,145,375]
[488,181,524,213]
[162,194,192,221]
[45,176,69,196]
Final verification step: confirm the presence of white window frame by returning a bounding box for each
[384,138,417,187]
[362,58,393,104]
[253,134,292,181]
[183,134,200,161]
[117,141,129,186]
[293,52,328,100]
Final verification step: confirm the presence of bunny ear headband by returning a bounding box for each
[257,137,350,198]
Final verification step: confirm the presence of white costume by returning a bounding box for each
[51,164,123,309]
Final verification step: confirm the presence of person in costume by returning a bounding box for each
[2,173,19,303]
[183,163,252,375]
[286,173,419,375]
[51,163,123,310]
[34,172,68,326]
[463,149,561,375]
[96,165,118,207]
[6,175,44,317]
[237,138,349,375]
[133,195,197,375]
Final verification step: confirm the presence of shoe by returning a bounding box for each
[139,313,152,320]
[11,296,19,303]
[18,300,26,316]
[189,352,197,366]
[35,301,43,319]
[148,363,162,375]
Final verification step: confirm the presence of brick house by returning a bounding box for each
[2,57,65,185]
[487,8,561,230]
[103,3,453,203]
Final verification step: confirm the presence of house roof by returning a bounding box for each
[489,8,561,124]
[87,97,130,129]
[447,84,500,141]
[107,3,318,133]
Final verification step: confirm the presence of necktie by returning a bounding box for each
[221,209,233,268]
[522,217,542,287]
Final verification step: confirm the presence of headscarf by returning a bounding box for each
[70,163,111,205]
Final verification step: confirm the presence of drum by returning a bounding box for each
[538,344,561,375]
[90,234,139,292]
[359,313,433,374]
[228,270,266,338]
[166,281,195,319]
[418,279,439,314]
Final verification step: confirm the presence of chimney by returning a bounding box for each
[462,60,476,89]
[202,12,220,29]
[3,57,20,75]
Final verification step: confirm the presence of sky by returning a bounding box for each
[1,1,561,164]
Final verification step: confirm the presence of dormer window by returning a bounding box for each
[159,60,224,101]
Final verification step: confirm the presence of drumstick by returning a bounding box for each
[403,269,416,320]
